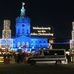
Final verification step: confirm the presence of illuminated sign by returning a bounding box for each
[31,26,53,36]
[33,27,51,30]
[38,30,46,33]
[31,33,53,36]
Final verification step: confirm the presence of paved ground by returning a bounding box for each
[0,63,74,74]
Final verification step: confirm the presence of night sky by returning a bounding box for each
[0,0,74,42]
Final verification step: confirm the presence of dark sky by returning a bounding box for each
[0,0,74,42]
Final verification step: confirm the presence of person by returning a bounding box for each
[66,54,71,63]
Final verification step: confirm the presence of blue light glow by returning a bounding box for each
[13,16,49,51]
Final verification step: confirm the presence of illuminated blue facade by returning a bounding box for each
[16,17,30,37]
[31,38,48,49]
[13,17,31,48]
[13,16,48,50]
[13,2,49,51]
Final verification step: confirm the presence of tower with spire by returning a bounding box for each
[16,2,30,37]
[14,2,31,48]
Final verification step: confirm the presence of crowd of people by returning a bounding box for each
[1,49,32,64]
[0,49,73,64]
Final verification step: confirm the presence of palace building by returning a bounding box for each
[0,2,54,51]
